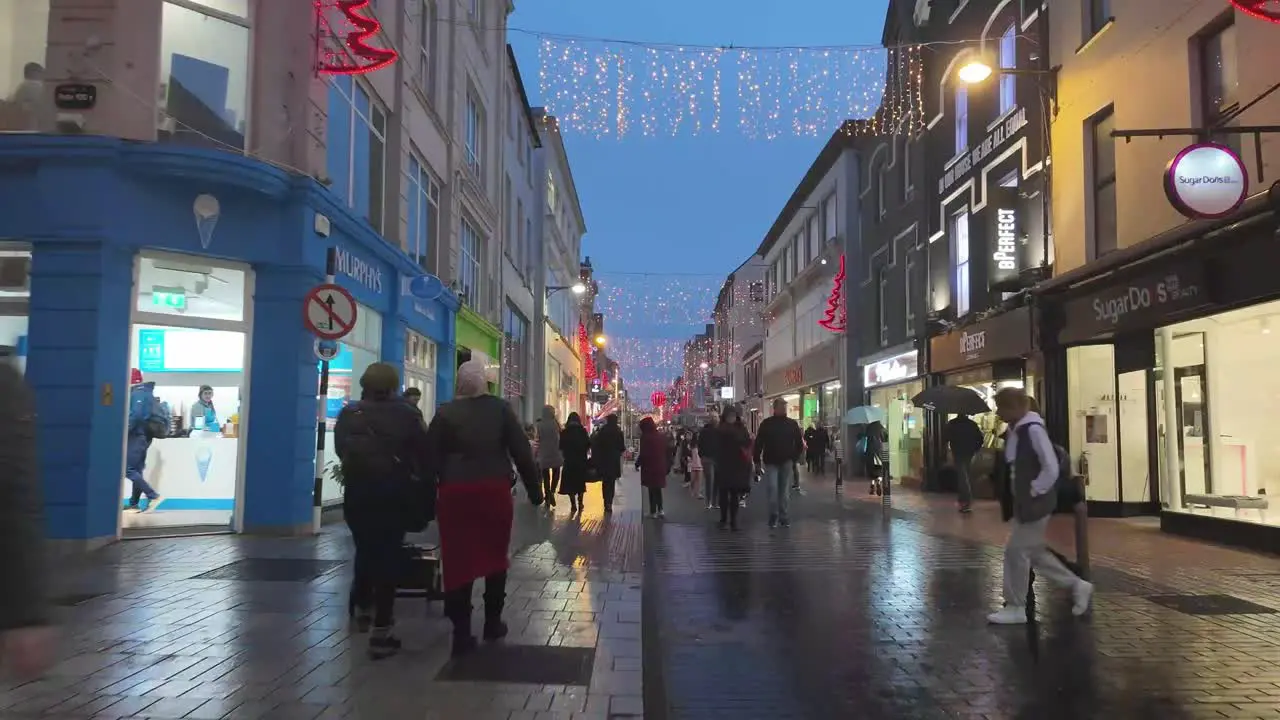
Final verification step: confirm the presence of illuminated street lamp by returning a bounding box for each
[957,57,994,84]
[699,362,709,370]
[546,282,587,297]
[594,335,606,347]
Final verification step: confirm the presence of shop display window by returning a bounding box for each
[868,380,925,482]
[405,330,436,422]
[1068,345,1119,502]
[136,256,246,322]
[1159,301,1280,527]
[321,303,382,504]
[0,0,49,132]
[159,0,250,151]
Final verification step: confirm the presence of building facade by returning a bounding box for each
[760,125,861,437]
[500,46,541,424]
[534,110,587,423]
[741,342,765,433]
[711,255,768,412]
[0,0,537,545]
[1035,0,1280,550]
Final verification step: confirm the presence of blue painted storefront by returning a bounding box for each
[0,136,457,543]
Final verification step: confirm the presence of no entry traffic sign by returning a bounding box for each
[304,283,358,340]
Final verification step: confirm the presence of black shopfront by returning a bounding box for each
[1038,195,1280,552]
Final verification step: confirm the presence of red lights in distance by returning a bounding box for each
[316,0,398,76]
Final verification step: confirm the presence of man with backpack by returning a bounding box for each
[986,388,1093,625]
[123,369,166,513]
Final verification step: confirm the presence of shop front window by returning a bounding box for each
[1157,301,1280,526]
[0,245,30,374]
[1068,345,1119,501]
[322,303,382,504]
[159,0,250,151]
[869,380,925,482]
[404,330,436,422]
[0,0,50,132]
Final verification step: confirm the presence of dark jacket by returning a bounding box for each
[696,423,719,458]
[812,427,830,453]
[637,420,669,488]
[0,363,46,631]
[425,395,540,501]
[945,416,984,458]
[714,421,754,491]
[335,394,436,528]
[753,414,803,466]
[591,420,626,479]
[558,422,592,495]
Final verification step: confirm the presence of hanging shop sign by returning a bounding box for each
[53,83,97,110]
[1230,0,1280,24]
[929,306,1032,373]
[818,255,847,332]
[986,186,1025,291]
[1164,142,1249,220]
[863,350,920,389]
[1058,261,1209,344]
[764,340,840,396]
[939,106,1029,195]
[315,0,398,76]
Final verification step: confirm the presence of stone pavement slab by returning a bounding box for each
[642,469,1280,719]
[1,474,647,720]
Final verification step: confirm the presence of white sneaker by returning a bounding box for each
[123,506,142,514]
[1072,581,1095,616]
[987,606,1029,625]
[656,510,665,519]
[143,496,164,512]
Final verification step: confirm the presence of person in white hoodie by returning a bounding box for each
[987,387,1094,625]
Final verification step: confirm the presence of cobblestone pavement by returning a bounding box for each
[0,477,644,720]
[643,469,1280,719]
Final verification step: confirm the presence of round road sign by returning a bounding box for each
[303,283,359,341]
[314,338,340,361]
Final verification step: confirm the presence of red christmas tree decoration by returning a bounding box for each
[1231,0,1280,23]
[578,323,597,380]
[651,391,667,408]
[818,255,847,333]
[316,0,399,76]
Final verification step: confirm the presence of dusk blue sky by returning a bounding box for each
[509,0,890,397]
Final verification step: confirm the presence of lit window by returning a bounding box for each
[406,154,439,271]
[325,76,388,234]
[999,24,1017,114]
[953,210,971,316]
[158,0,250,151]
[954,85,969,155]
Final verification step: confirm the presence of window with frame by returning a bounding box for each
[952,209,971,316]
[417,0,436,98]
[807,213,821,262]
[325,75,387,234]
[822,193,837,240]
[789,240,800,281]
[158,0,250,151]
[515,199,525,277]
[469,0,481,22]
[1088,0,1111,37]
[459,217,483,310]
[503,176,513,259]
[999,24,1017,114]
[1201,20,1240,155]
[503,302,530,404]
[1090,106,1118,258]
[524,217,534,278]
[546,168,558,210]
[465,90,484,179]
[794,231,806,274]
[405,154,439,271]
[877,266,888,346]
[954,85,969,155]
[749,281,765,303]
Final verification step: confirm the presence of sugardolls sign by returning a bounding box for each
[1164,142,1249,220]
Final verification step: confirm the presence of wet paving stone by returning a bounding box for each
[189,558,345,582]
[644,472,1280,719]
[436,645,595,685]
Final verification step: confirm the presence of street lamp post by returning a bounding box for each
[546,282,587,298]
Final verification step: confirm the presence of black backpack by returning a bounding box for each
[339,408,408,485]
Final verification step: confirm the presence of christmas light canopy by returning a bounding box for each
[818,255,847,333]
[1231,0,1280,23]
[316,0,398,76]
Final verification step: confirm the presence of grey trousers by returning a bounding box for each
[1003,516,1080,607]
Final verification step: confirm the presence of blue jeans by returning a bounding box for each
[764,463,793,522]
[702,457,716,505]
[125,434,158,505]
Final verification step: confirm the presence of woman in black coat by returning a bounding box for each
[558,412,592,514]
[591,413,626,514]
[713,406,753,531]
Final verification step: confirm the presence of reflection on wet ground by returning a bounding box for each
[644,476,1280,719]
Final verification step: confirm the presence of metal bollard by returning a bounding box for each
[1073,475,1090,580]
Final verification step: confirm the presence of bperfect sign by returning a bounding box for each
[335,247,384,294]
[929,306,1032,373]
[1059,264,1209,343]
[1164,142,1249,220]
[939,106,1029,195]
[987,185,1024,290]
[863,350,919,389]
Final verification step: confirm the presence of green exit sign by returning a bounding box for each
[152,290,186,310]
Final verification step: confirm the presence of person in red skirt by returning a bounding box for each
[425,360,542,657]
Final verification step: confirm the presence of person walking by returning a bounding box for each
[862,421,889,496]
[698,416,720,510]
[754,398,803,528]
[986,387,1093,626]
[334,363,435,659]
[123,369,165,513]
[687,430,705,499]
[636,417,668,518]
[0,361,55,679]
[803,425,817,473]
[713,407,753,531]
[946,412,984,513]
[812,425,831,474]
[426,360,542,656]
[591,414,626,513]
[558,412,591,514]
[535,406,563,509]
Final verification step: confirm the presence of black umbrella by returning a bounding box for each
[911,385,990,415]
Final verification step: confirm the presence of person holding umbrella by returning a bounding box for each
[946,411,984,513]
[845,406,888,495]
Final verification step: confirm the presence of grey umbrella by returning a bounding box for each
[911,385,990,415]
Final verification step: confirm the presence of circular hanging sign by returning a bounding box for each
[314,338,340,362]
[1230,0,1280,23]
[408,274,444,300]
[1163,142,1249,220]
[651,391,667,408]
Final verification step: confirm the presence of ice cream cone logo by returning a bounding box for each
[193,194,221,249]
[195,445,213,483]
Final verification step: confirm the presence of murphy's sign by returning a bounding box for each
[1059,263,1209,344]
[929,305,1033,374]
[335,247,385,294]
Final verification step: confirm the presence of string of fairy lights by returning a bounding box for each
[537,40,925,139]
